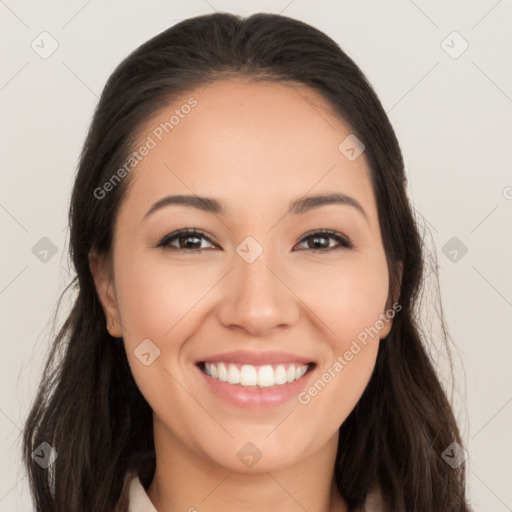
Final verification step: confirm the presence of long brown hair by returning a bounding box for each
[22,12,472,511]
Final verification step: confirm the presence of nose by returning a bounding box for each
[216,245,300,337]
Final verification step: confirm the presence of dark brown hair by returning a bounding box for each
[22,12,472,511]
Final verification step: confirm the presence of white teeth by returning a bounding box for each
[218,363,228,382]
[240,365,257,386]
[202,362,310,387]
[274,365,287,385]
[295,365,307,380]
[257,365,274,387]
[227,364,240,384]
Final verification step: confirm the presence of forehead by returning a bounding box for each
[120,78,376,223]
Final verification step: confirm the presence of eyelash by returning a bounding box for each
[155,228,353,252]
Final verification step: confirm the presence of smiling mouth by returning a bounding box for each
[197,361,316,388]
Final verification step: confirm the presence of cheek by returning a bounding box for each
[113,254,211,433]
[112,245,224,387]
[114,251,207,341]
[292,252,390,346]
[292,253,388,411]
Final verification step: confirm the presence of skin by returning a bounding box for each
[89,78,396,512]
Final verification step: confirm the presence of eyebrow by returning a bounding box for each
[143,192,368,222]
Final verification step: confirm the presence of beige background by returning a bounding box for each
[1,1,511,510]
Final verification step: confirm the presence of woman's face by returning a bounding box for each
[91,78,394,472]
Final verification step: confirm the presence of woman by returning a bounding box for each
[22,12,472,512]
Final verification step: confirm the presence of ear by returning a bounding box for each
[380,260,403,339]
[88,249,122,337]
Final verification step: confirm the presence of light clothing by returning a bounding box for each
[128,474,157,512]
[127,473,384,511]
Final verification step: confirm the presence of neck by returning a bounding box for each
[146,416,348,512]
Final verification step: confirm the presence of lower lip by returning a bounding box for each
[196,364,314,409]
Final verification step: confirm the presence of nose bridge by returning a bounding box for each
[216,234,299,334]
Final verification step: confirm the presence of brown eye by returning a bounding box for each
[157,229,218,251]
[295,230,352,251]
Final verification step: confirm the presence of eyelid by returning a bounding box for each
[155,227,219,249]
[155,227,353,251]
[297,229,353,250]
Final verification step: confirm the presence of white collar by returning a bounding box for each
[128,474,158,512]
[126,472,383,511]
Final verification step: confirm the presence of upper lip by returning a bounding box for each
[196,350,314,366]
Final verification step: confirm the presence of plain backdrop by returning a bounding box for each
[1,1,511,510]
